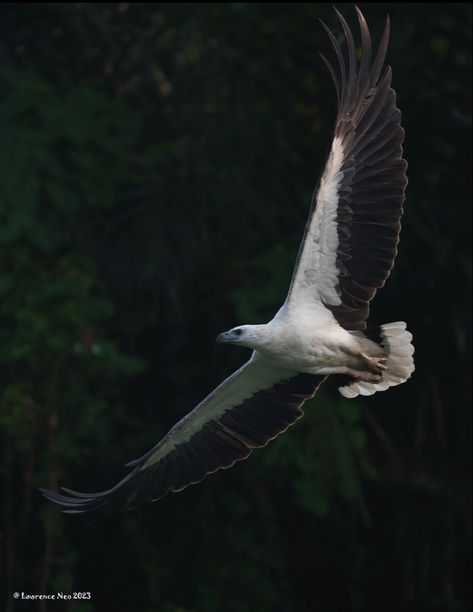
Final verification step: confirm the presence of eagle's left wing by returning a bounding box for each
[40,354,325,518]
[285,8,407,331]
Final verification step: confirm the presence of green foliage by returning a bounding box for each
[0,66,145,608]
[263,392,371,519]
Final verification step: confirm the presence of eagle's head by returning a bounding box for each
[216,324,270,350]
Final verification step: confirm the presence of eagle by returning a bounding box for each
[41,7,414,517]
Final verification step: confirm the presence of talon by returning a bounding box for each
[361,353,388,373]
[359,371,382,383]
[375,359,388,371]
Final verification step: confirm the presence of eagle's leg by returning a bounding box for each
[360,353,388,373]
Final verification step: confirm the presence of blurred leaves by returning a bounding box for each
[0,64,145,611]
[262,392,371,520]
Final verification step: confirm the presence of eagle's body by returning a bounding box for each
[225,314,367,374]
[41,7,415,517]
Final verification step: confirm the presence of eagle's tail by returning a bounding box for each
[339,322,415,399]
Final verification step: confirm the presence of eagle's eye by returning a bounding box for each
[233,328,243,336]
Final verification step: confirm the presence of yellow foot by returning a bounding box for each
[361,353,388,373]
[345,367,382,383]
[357,370,382,383]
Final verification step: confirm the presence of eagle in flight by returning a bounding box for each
[41,7,414,517]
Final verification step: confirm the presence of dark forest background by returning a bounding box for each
[0,3,471,612]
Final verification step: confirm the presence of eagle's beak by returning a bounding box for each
[216,331,231,344]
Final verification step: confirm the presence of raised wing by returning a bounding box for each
[40,355,325,517]
[286,7,407,330]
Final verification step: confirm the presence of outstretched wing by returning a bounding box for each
[286,7,407,331]
[40,354,325,517]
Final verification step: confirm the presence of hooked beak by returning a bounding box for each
[216,331,232,344]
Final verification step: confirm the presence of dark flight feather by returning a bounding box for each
[320,9,407,330]
[40,374,325,518]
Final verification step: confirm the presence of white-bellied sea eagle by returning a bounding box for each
[41,7,414,517]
